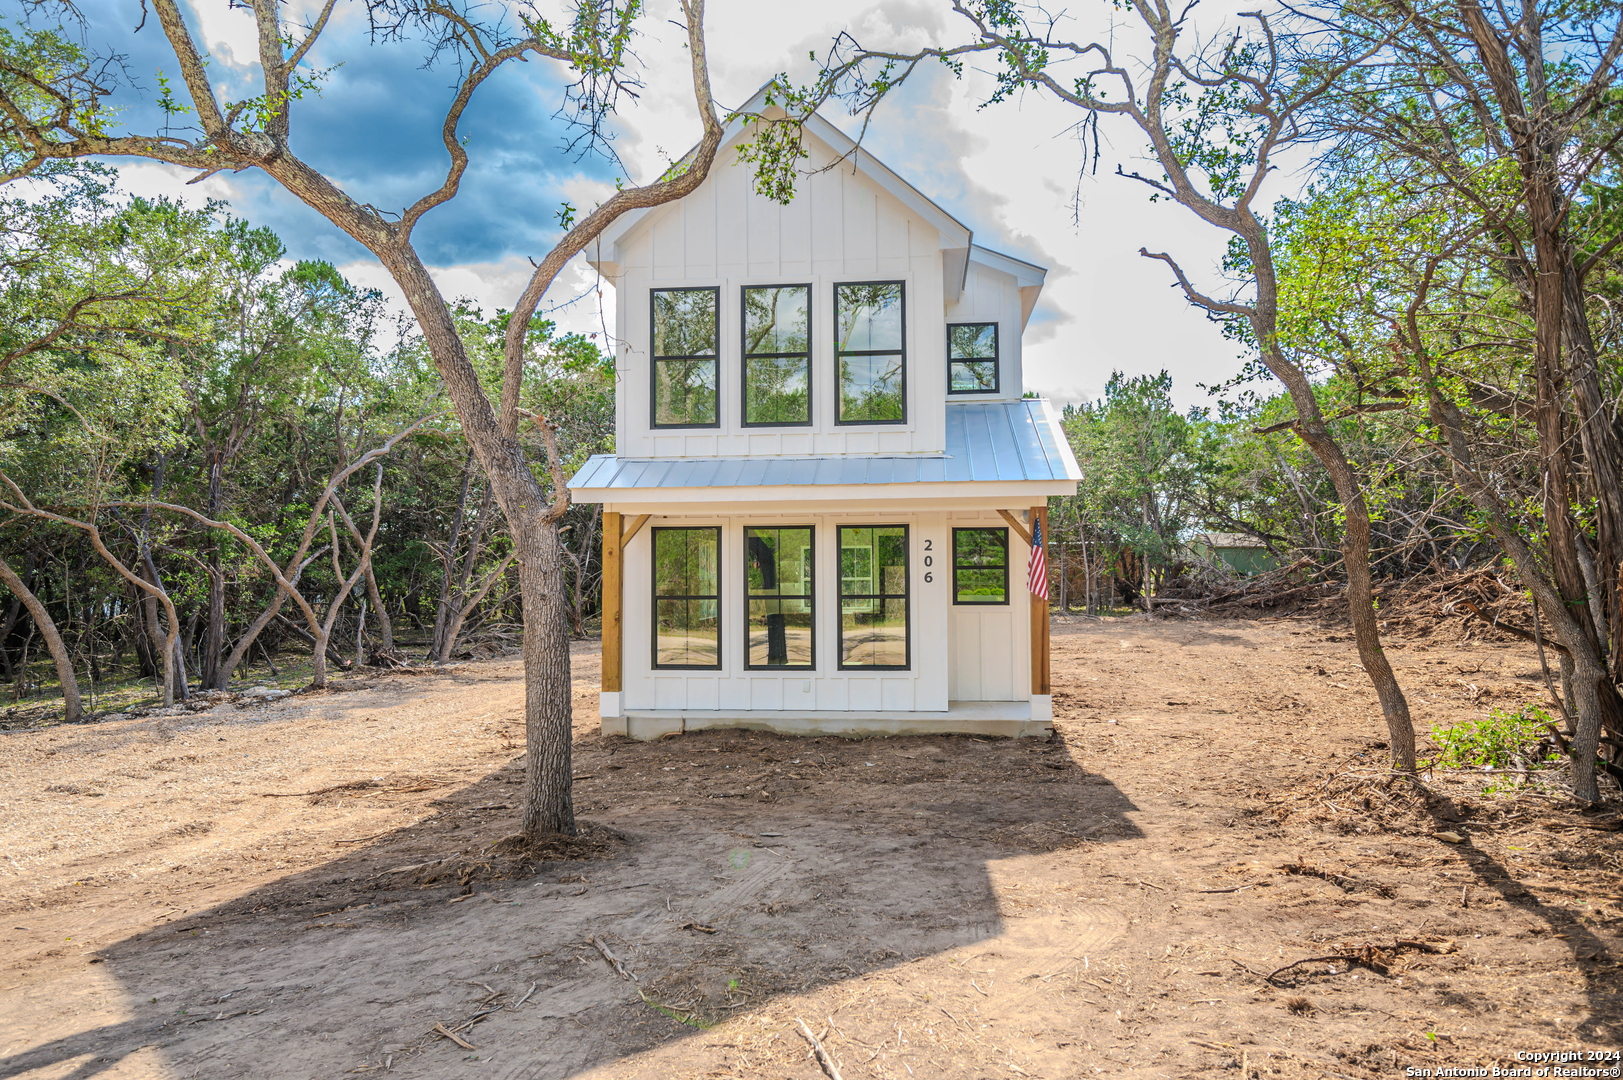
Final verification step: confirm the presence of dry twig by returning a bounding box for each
[794,1016,844,1080]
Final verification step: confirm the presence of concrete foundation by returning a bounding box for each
[601,699,1052,741]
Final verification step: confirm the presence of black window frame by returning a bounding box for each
[836,523,911,671]
[743,525,816,671]
[951,527,1011,605]
[947,321,1000,395]
[740,283,814,428]
[650,285,722,430]
[651,525,723,671]
[833,280,907,426]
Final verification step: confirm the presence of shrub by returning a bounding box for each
[1431,703,1560,769]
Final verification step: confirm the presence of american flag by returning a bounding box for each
[1027,516,1048,600]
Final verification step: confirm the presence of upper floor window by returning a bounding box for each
[742,285,811,426]
[948,322,999,394]
[651,287,719,428]
[835,281,905,424]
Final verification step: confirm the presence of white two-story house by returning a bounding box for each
[569,90,1081,740]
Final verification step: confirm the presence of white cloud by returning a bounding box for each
[123,0,1291,410]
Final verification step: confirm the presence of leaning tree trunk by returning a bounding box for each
[1251,322,1417,771]
[0,555,81,721]
[381,247,577,836]
[202,454,226,688]
[430,451,476,660]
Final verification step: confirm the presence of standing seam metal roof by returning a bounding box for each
[568,399,1081,492]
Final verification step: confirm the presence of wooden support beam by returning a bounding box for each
[1030,505,1050,695]
[602,511,623,693]
[621,513,651,548]
[997,509,1031,546]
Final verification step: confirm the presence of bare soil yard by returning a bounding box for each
[1,612,1619,1079]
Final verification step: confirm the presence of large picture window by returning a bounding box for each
[745,526,814,669]
[952,527,1009,604]
[948,322,999,394]
[651,287,719,427]
[835,281,905,424]
[742,285,811,426]
[838,525,909,668]
[653,527,721,668]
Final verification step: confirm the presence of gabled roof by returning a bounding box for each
[587,83,1043,304]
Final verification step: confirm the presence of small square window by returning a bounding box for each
[948,322,999,394]
[952,528,1009,604]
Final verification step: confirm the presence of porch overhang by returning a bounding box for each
[568,399,1082,510]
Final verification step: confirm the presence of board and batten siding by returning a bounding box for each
[611,137,952,458]
[621,510,954,712]
[618,509,1029,711]
[945,510,1030,702]
[944,262,1028,401]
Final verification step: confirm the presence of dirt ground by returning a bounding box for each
[2,612,1620,1080]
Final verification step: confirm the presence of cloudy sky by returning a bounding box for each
[72,0,1279,410]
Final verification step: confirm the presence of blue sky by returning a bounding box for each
[53,0,1269,410]
[84,0,616,266]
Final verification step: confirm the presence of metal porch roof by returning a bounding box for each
[568,399,1081,493]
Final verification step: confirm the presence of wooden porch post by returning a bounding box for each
[1030,505,1050,695]
[602,511,622,693]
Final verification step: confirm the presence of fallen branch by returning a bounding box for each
[430,1021,476,1050]
[795,1016,845,1080]
[1460,601,1571,656]
[1265,939,1455,985]
[588,935,638,981]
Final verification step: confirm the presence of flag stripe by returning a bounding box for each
[1027,517,1048,600]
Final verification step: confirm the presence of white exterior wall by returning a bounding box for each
[617,508,1032,712]
[611,138,950,458]
[945,510,1031,702]
[944,263,1027,401]
[620,510,952,713]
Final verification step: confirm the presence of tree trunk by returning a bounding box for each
[1412,338,1609,800]
[362,561,393,652]
[378,246,577,835]
[202,454,226,688]
[431,450,476,660]
[440,551,517,659]
[1244,218,1416,770]
[139,554,180,706]
[437,485,496,661]
[0,555,82,721]
[0,548,33,682]
[516,519,576,835]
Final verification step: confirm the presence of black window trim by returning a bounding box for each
[951,526,1011,606]
[946,321,1000,396]
[743,524,817,671]
[651,525,723,671]
[833,279,908,427]
[650,285,722,430]
[836,523,911,671]
[740,282,814,429]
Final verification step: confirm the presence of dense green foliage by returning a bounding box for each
[0,167,612,704]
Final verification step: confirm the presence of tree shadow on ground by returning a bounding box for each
[2,723,1139,1080]
[1416,795,1621,1041]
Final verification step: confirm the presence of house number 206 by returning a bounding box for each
[923,539,933,583]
